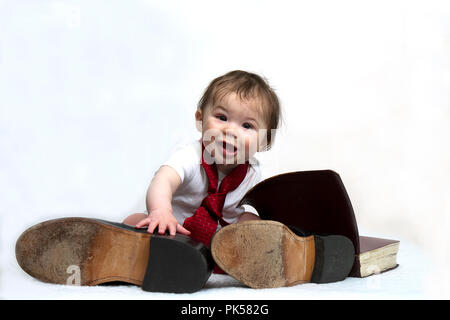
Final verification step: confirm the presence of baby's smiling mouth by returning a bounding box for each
[219,140,237,154]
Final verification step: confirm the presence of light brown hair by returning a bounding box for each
[198,70,282,150]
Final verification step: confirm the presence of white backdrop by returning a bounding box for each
[1,0,449,298]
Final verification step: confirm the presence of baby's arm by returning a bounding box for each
[135,165,191,236]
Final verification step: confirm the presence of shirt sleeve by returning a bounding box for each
[238,163,262,215]
[157,141,200,184]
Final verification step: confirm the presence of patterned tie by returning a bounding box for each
[183,143,249,249]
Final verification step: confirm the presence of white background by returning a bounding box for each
[1,0,449,299]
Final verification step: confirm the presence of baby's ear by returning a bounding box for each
[195,109,203,132]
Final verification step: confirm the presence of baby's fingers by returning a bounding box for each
[167,223,177,236]
[157,222,168,235]
[177,224,191,236]
[146,220,160,234]
[135,217,150,229]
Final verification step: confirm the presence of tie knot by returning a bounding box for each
[202,193,226,217]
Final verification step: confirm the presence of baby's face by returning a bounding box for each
[196,92,267,167]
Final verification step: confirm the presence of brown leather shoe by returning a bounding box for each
[15,217,213,293]
[211,220,354,288]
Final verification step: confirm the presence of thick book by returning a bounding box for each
[238,170,399,278]
[356,236,399,277]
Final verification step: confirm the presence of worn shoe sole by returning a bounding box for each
[211,220,354,288]
[15,217,213,293]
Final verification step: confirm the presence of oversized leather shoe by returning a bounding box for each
[15,217,213,293]
[211,220,354,289]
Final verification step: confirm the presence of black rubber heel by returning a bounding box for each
[310,234,355,283]
[142,234,213,293]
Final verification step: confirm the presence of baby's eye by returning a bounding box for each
[242,123,253,129]
[216,115,227,121]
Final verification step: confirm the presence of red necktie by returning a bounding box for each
[183,143,249,249]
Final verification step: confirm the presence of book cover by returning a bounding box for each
[352,236,400,277]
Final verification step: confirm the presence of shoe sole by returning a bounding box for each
[211,220,354,288]
[15,217,213,293]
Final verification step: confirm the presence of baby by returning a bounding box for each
[123,70,281,247]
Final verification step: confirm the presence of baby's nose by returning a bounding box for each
[222,127,238,140]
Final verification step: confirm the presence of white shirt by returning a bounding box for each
[154,139,261,227]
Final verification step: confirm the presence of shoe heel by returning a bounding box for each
[142,234,213,293]
[310,234,355,283]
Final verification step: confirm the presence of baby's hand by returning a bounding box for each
[135,207,191,236]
